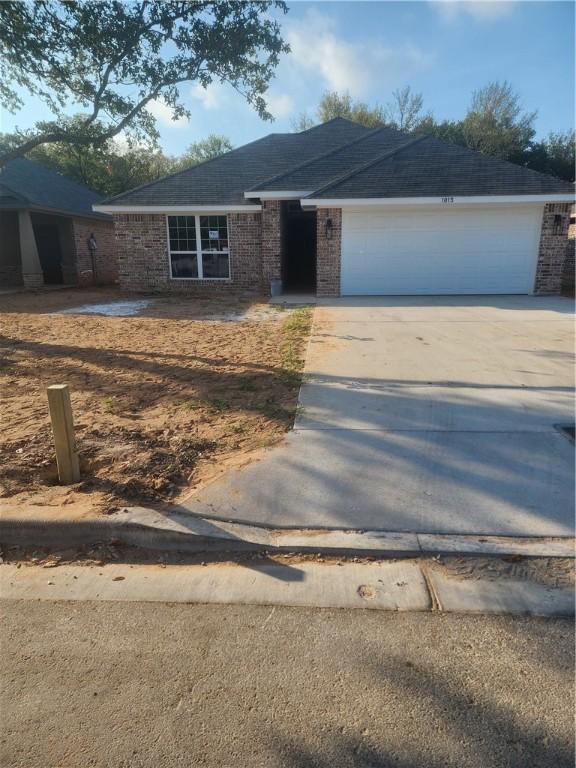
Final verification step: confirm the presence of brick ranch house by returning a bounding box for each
[0,158,116,289]
[94,118,574,297]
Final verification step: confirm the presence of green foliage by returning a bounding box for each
[461,81,536,160]
[175,135,234,171]
[279,308,312,389]
[293,91,386,130]
[0,0,288,165]
[0,120,234,197]
[317,91,387,128]
[523,131,575,183]
[295,87,428,132]
[294,81,572,180]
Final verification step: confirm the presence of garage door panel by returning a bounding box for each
[341,205,542,295]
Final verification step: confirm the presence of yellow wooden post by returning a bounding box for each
[46,384,80,484]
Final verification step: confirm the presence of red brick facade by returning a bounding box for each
[534,203,573,294]
[72,216,117,285]
[111,201,573,298]
[261,200,282,288]
[316,208,342,297]
[114,212,263,293]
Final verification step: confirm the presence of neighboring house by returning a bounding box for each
[94,118,574,297]
[0,158,116,289]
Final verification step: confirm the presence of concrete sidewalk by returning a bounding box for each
[181,296,575,534]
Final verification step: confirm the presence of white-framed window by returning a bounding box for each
[167,215,230,280]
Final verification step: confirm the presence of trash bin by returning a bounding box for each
[270,278,283,297]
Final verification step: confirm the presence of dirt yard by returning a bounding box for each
[0,288,312,516]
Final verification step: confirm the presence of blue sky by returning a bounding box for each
[2,1,574,155]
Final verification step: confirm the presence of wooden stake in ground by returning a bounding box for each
[46,384,80,484]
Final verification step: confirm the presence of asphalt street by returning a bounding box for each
[1,600,573,768]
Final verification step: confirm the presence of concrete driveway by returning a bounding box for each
[182,296,575,536]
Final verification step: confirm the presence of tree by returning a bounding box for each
[1,125,236,196]
[523,131,575,182]
[385,86,427,132]
[0,0,288,166]
[292,91,386,131]
[291,113,316,132]
[175,135,233,170]
[461,81,536,161]
[292,87,428,133]
[316,91,386,128]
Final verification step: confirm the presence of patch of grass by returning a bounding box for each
[278,307,312,388]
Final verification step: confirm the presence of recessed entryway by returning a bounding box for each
[281,201,317,293]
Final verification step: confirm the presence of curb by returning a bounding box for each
[1,505,574,558]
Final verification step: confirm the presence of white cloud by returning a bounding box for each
[191,83,223,110]
[111,132,150,155]
[432,1,516,22]
[265,92,295,120]
[147,98,189,128]
[285,9,433,97]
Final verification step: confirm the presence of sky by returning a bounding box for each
[2,0,574,156]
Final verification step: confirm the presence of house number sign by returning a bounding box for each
[441,196,455,203]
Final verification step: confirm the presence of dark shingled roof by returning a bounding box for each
[101,118,371,206]
[252,126,416,192]
[308,135,575,198]
[97,117,574,207]
[0,157,109,219]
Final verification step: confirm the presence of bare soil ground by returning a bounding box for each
[0,287,312,516]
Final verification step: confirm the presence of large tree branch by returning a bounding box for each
[0,71,197,167]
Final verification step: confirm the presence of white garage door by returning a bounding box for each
[341,205,543,295]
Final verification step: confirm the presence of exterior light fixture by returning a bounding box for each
[325,218,333,240]
[88,233,97,252]
[553,214,563,235]
[87,233,98,283]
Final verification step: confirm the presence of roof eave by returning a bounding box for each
[93,203,262,214]
[301,194,576,208]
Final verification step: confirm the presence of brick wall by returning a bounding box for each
[73,216,117,285]
[114,212,263,293]
[316,208,342,297]
[534,203,572,294]
[561,206,575,296]
[261,200,282,289]
[228,212,263,290]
